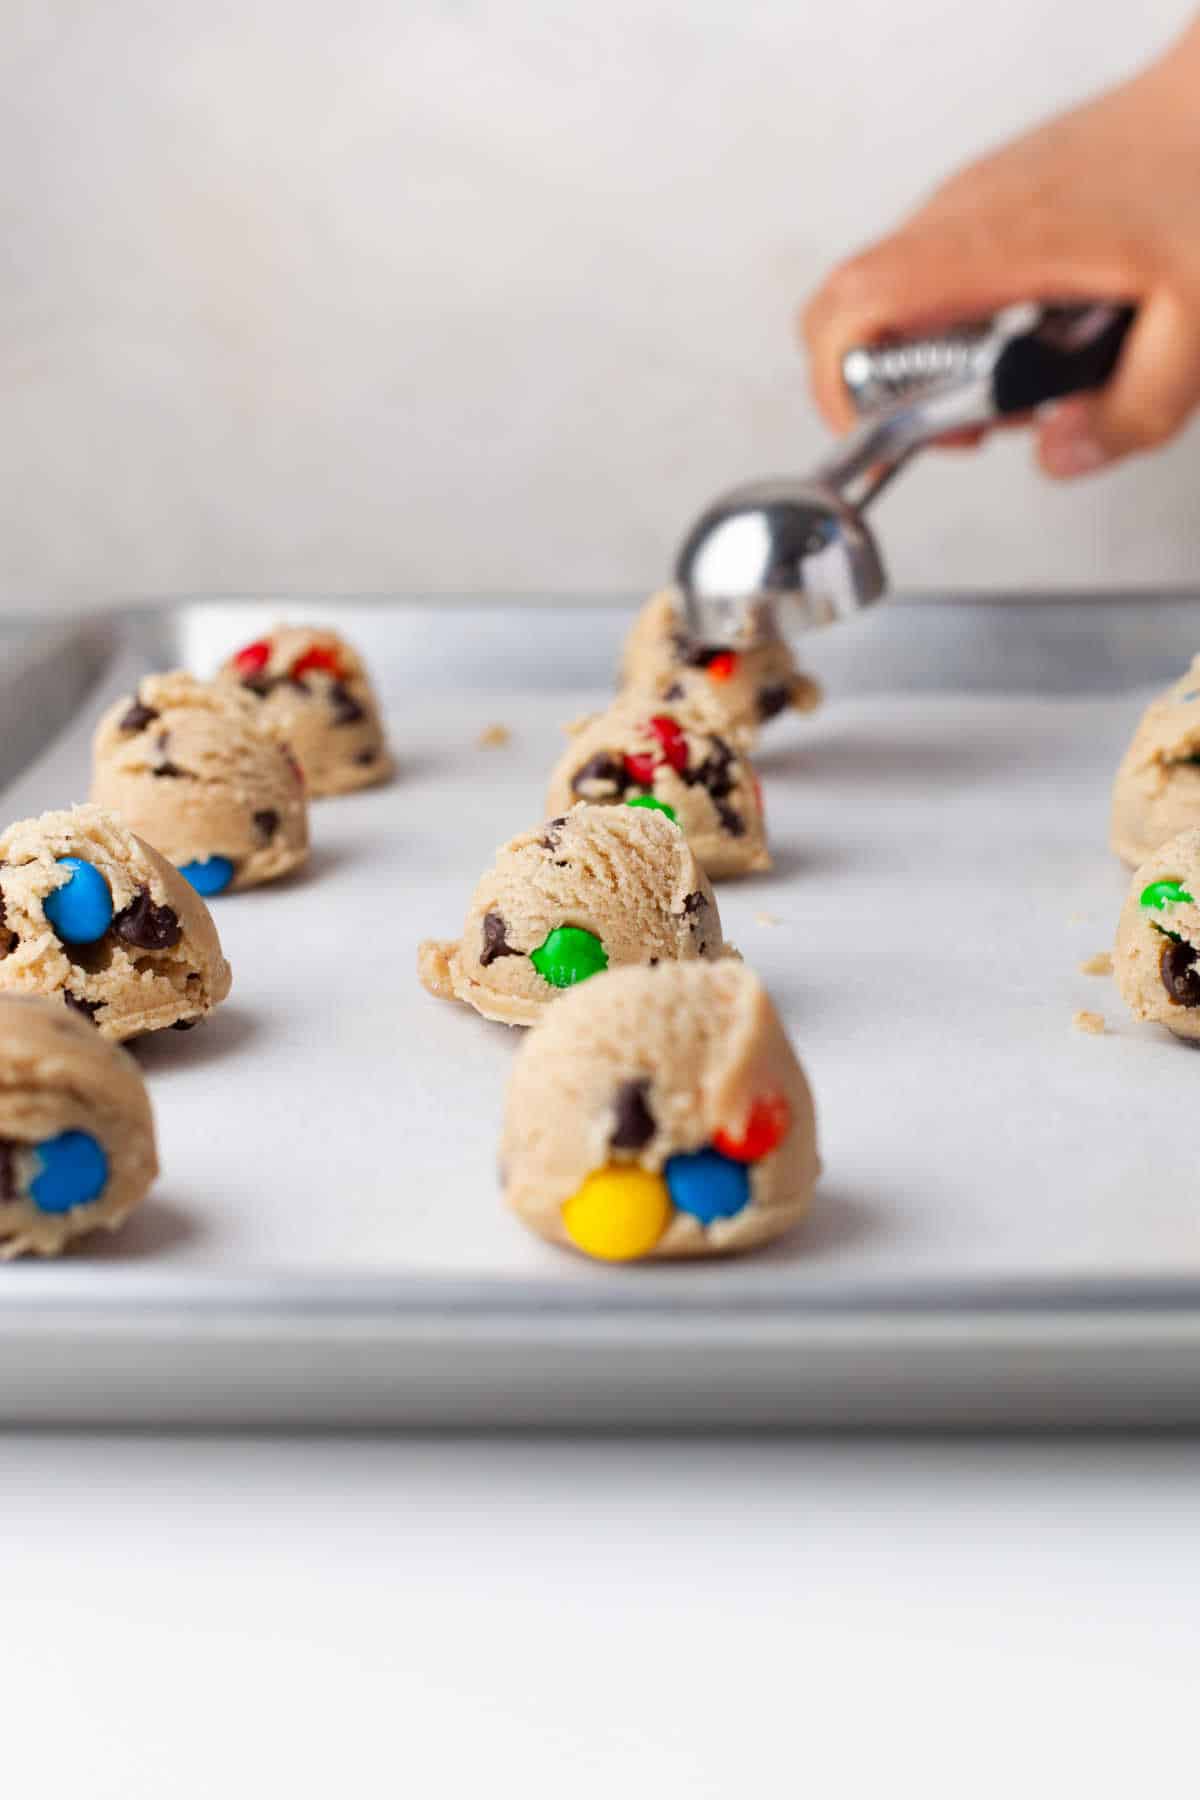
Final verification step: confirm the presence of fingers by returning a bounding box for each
[1037,288,1200,476]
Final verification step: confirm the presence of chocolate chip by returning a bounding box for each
[172,1018,199,1032]
[354,749,377,766]
[112,888,182,951]
[683,734,738,801]
[571,753,630,800]
[480,911,522,967]
[152,730,190,779]
[329,682,366,727]
[538,817,567,851]
[662,682,684,701]
[1161,939,1200,1007]
[757,684,791,722]
[64,992,101,1024]
[0,1140,14,1202]
[0,889,13,960]
[715,802,745,837]
[120,700,159,732]
[287,674,311,694]
[680,891,707,918]
[253,809,280,843]
[610,1078,655,1151]
[678,641,727,670]
[242,674,274,698]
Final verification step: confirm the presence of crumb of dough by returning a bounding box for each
[1079,951,1114,977]
[477,723,511,749]
[754,911,781,927]
[1073,1010,1106,1035]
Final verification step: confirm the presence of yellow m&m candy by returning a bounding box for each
[561,1165,672,1262]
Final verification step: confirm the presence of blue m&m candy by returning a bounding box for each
[28,1130,109,1215]
[664,1146,750,1224]
[42,858,114,945]
[179,856,235,897]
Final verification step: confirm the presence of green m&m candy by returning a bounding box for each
[1140,879,1195,911]
[530,925,608,989]
[626,795,678,824]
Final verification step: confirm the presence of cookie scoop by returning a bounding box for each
[0,804,232,1041]
[545,696,769,879]
[620,587,821,745]
[1114,829,1200,1041]
[418,802,731,1028]
[219,623,391,795]
[501,960,819,1261]
[92,672,309,894]
[1110,657,1200,867]
[0,995,158,1258]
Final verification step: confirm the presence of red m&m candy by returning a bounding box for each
[233,640,271,676]
[623,750,657,786]
[707,651,739,683]
[713,1093,791,1162]
[291,645,343,680]
[648,715,688,775]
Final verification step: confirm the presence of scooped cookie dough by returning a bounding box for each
[419,803,730,1027]
[92,672,309,894]
[545,696,770,879]
[1114,828,1200,1041]
[620,587,821,745]
[501,960,819,1261]
[0,996,158,1258]
[0,805,231,1041]
[220,624,391,796]
[1111,657,1200,865]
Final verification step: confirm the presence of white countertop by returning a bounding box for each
[4,1434,1196,1797]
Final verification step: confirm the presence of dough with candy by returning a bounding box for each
[501,960,819,1261]
[418,802,731,1027]
[1114,826,1200,1040]
[219,623,391,796]
[1111,656,1200,866]
[0,994,158,1259]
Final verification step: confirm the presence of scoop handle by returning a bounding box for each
[842,302,1136,420]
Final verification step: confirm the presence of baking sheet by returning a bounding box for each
[2,596,1200,1427]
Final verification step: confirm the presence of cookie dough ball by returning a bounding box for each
[1114,828,1200,1040]
[545,696,770,879]
[219,624,391,796]
[419,803,730,1027]
[91,672,309,894]
[502,960,818,1261]
[620,587,821,745]
[0,996,157,1258]
[1111,657,1200,865]
[0,804,231,1041]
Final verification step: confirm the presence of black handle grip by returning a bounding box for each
[992,303,1135,415]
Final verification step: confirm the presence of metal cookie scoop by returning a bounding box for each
[674,301,1135,646]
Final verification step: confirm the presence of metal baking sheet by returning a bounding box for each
[2,593,1200,1428]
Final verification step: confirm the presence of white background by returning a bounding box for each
[4,0,1199,611]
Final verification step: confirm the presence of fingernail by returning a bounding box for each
[1043,428,1108,477]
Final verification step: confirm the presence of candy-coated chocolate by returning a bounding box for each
[178,855,236,897]
[561,1165,672,1261]
[623,750,657,786]
[291,645,343,680]
[530,925,608,989]
[233,640,271,675]
[714,1093,791,1162]
[29,1129,109,1215]
[647,715,688,775]
[626,796,678,823]
[707,651,739,682]
[1140,878,1195,910]
[42,858,114,945]
[664,1146,750,1223]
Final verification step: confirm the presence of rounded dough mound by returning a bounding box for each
[545,695,770,879]
[620,587,821,745]
[0,995,158,1258]
[418,803,730,1027]
[0,804,232,1041]
[1114,826,1200,1040]
[1111,657,1200,866]
[218,623,391,796]
[91,672,309,889]
[501,960,819,1260]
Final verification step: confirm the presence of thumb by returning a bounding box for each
[1038,290,1200,477]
